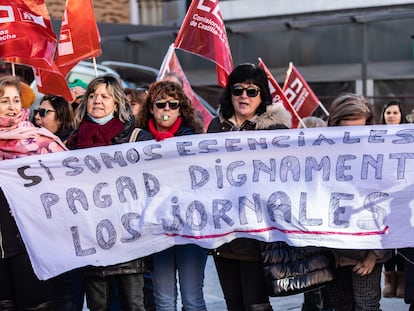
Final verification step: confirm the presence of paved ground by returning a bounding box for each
[83,255,410,310]
[202,256,409,310]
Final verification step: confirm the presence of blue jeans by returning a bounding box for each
[152,244,208,311]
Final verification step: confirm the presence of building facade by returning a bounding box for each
[27,1,414,118]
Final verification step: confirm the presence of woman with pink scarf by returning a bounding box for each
[0,75,67,310]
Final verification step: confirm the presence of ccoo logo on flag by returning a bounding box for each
[0,6,14,23]
[58,29,74,56]
[17,8,46,28]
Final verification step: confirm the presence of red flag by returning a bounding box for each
[174,0,233,87]
[31,0,101,103]
[258,58,302,128]
[55,0,101,77]
[282,63,320,120]
[0,0,56,70]
[157,44,213,129]
[33,66,74,102]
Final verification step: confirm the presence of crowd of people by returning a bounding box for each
[0,63,413,311]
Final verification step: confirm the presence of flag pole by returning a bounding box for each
[157,43,175,81]
[92,57,98,77]
[318,101,330,117]
[11,62,15,77]
[258,58,306,128]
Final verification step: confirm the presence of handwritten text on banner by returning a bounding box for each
[0,125,413,280]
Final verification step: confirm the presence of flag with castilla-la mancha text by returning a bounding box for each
[0,0,56,70]
[174,0,233,87]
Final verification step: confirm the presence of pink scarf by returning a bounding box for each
[0,109,67,160]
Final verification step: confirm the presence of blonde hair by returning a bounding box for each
[74,75,131,125]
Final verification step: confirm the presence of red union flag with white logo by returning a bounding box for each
[0,0,56,69]
[31,0,100,103]
[282,63,320,120]
[174,0,233,87]
[55,0,101,77]
[258,58,303,128]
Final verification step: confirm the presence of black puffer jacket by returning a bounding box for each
[260,241,336,297]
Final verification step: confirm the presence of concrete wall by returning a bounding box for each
[45,0,131,23]
[220,0,414,20]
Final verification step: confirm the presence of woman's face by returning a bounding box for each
[231,83,261,123]
[384,105,401,124]
[0,85,21,117]
[126,94,143,119]
[87,83,116,119]
[151,95,181,132]
[36,99,60,134]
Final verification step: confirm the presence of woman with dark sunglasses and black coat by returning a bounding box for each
[207,64,291,311]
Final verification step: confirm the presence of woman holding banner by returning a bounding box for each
[323,93,391,311]
[0,75,67,310]
[379,99,407,299]
[207,63,292,311]
[67,74,152,311]
[135,80,207,311]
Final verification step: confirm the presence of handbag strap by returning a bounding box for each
[129,128,142,142]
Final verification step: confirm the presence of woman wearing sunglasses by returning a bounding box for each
[66,74,152,311]
[135,80,207,311]
[207,63,292,311]
[0,76,67,310]
[34,95,75,144]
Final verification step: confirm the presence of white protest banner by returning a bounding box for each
[0,125,414,280]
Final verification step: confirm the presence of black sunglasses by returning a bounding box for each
[231,85,260,97]
[34,108,56,117]
[154,99,180,110]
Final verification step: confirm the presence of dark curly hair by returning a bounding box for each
[218,63,273,120]
[136,81,204,134]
